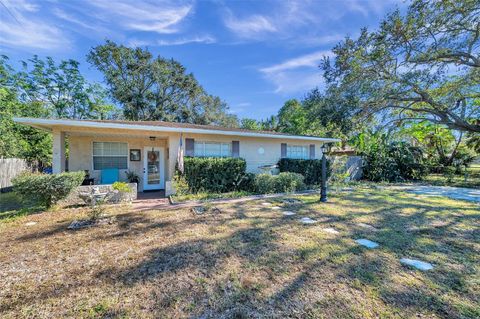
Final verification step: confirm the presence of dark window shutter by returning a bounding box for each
[185,138,195,156]
[281,143,287,158]
[309,144,315,159]
[232,141,240,158]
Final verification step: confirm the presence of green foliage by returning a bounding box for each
[277,99,308,135]
[356,132,428,182]
[240,118,262,131]
[182,157,247,193]
[87,40,237,126]
[278,158,330,185]
[112,182,132,193]
[15,55,116,119]
[172,172,190,196]
[322,0,480,133]
[12,171,85,208]
[253,173,305,194]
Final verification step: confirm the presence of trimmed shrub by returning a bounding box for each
[254,174,276,194]
[183,157,247,193]
[12,171,85,208]
[278,158,330,185]
[254,172,305,194]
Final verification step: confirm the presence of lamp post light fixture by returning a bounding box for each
[320,143,331,202]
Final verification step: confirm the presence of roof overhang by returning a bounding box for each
[13,117,341,143]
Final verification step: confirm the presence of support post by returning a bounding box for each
[52,130,65,174]
[320,152,327,202]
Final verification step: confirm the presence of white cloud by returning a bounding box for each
[86,0,193,34]
[0,0,69,50]
[259,50,333,94]
[157,35,216,46]
[223,11,277,39]
[127,35,215,47]
[260,50,332,73]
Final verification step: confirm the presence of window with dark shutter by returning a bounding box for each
[232,141,240,158]
[309,144,315,159]
[281,143,287,158]
[185,138,195,156]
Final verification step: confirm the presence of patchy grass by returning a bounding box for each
[0,192,44,222]
[0,188,479,318]
[422,164,480,189]
[172,190,254,202]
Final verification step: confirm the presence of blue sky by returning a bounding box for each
[0,0,403,120]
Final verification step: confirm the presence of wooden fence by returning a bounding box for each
[0,158,38,192]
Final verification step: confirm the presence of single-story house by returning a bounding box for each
[13,117,340,195]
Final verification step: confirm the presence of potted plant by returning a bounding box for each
[125,170,140,189]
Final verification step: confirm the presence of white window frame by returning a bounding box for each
[92,141,129,171]
[287,144,309,159]
[194,141,232,158]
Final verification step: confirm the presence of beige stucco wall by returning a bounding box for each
[69,135,168,192]
[65,126,325,192]
[181,133,324,173]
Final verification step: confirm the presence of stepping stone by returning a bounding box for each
[300,217,316,224]
[25,222,37,226]
[271,206,281,210]
[261,202,271,206]
[282,211,296,216]
[356,239,379,248]
[357,223,378,231]
[400,258,433,271]
[322,227,339,234]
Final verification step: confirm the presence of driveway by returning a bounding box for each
[397,185,480,203]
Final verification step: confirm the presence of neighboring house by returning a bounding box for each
[13,118,340,194]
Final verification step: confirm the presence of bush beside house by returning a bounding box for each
[278,158,330,185]
[254,172,305,194]
[12,171,85,208]
[176,157,309,196]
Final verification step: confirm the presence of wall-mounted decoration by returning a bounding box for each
[257,147,265,155]
[130,149,141,161]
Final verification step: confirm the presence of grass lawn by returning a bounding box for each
[0,192,44,221]
[0,188,479,318]
[422,164,480,189]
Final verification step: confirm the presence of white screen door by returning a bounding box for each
[143,147,165,190]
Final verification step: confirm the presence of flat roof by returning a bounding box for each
[13,117,341,143]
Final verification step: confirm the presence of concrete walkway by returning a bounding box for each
[397,185,480,203]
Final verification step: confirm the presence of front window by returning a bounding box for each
[287,145,309,159]
[92,142,128,170]
[194,141,231,157]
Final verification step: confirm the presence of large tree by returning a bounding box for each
[87,41,237,126]
[322,0,480,133]
[0,57,52,166]
[15,56,115,119]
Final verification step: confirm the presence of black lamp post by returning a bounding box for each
[320,143,330,202]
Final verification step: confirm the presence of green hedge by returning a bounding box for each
[182,157,248,193]
[12,171,85,208]
[278,158,330,185]
[254,172,305,194]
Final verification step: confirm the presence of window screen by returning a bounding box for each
[287,145,309,159]
[92,142,128,170]
[194,141,231,157]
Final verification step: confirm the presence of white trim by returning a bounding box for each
[13,117,341,143]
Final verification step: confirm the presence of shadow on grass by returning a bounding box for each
[4,190,479,318]
[0,191,44,221]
